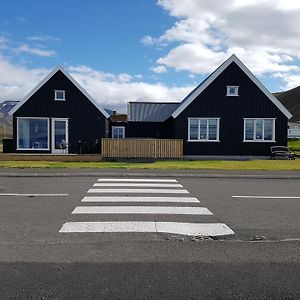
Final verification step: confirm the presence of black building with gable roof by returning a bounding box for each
[111,55,292,157]
[10,66,110,154]
[10,55,292,157]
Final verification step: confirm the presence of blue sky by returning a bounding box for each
[1,0,300,111]
[1,2,163,74]
[1,0,187,85]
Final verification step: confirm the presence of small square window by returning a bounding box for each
[112,126,125,139]
[54,90,65,101]
[227,86,239,96]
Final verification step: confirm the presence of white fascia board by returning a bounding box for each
[60,67,110,119]
[9,66,61,116]
[9,65,110,119]
[172,57,233,119]
[233,56,292,119]
[172,54,292,120]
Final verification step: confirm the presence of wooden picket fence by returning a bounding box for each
[101,138,183,159]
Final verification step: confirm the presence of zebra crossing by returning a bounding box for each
[59,178,234,237]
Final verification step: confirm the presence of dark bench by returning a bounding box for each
[270,146,295,160]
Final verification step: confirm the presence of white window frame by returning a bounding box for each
[51,118,69,154]
[16,117,50,150]
[54,90,66,101]
[188,118,220,142]
[112,126,125,139]
[226,86,239,96]
[243,118,276,142]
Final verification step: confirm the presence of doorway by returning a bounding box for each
[52,118,69,154]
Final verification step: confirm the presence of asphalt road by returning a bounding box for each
[0,174,299,299]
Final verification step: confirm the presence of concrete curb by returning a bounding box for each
[1,171,300,179]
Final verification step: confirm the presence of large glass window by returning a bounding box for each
[189,119,198,140]
[245,119,254,140]
[188,118,220,141]
[17,118,49,149]
[244,118,275,142]
[112,126,125,139]
[54,120,67,149]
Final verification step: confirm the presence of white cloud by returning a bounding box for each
[0,56,193,112]
[141,35,156,46]
[280,74,300,90]
[157,43,225,73]
[118,73,133,82]
[15,44,56,57]
[27,35,60,42]
[68,65,193,111]
[0,55,48,100]
[144,0,300,89]
[151,65,167,74]
[0,36,8,49]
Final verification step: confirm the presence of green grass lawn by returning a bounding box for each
[288,139,300,151]
[0,159,300,170]
[0,138,299,170]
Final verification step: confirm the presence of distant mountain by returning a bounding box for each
[0,100,18,115]
[274,86,300,122]
[0,101,18,137]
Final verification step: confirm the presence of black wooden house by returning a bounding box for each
[9,55,292,157]
[9,66,110,154]
[111,55,292,157]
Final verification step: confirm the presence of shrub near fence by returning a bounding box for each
[101,138,183,159]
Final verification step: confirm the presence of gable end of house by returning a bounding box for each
[172,55,292,120]
[9,66,110,119]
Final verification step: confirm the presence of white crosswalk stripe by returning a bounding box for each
[59,222,234,236]
[81,196,200,203]
[97,178,177,182]
[93,183,183,188]
[88,188,189,194]
[59,177,234,237]
[72,206,213,215]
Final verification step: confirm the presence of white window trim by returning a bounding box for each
[187,118,220,142]
[16,117,50,150]
[51,118,69,154]
[54,90,66,101]
[226,85,239,96]
[243,118,276,143]
[112,126,125,139]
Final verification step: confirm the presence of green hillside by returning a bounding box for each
[274,86,300,122]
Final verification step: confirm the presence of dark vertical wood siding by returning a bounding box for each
[13,70,108,153]
[174,62,288,156]
[110,118,175,139]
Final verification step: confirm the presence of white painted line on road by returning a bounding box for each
[60,221,155,233]
[72,206,212,215]
[93,183,183,188]
[59,221,234,236]
[0,193,69,197]
[82,196,199,203]
[232,195,300,199]
[97,178,178,182]
[88,188,189,194]
[156,222,234,236]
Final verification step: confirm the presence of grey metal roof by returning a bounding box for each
[128,102,180,122]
